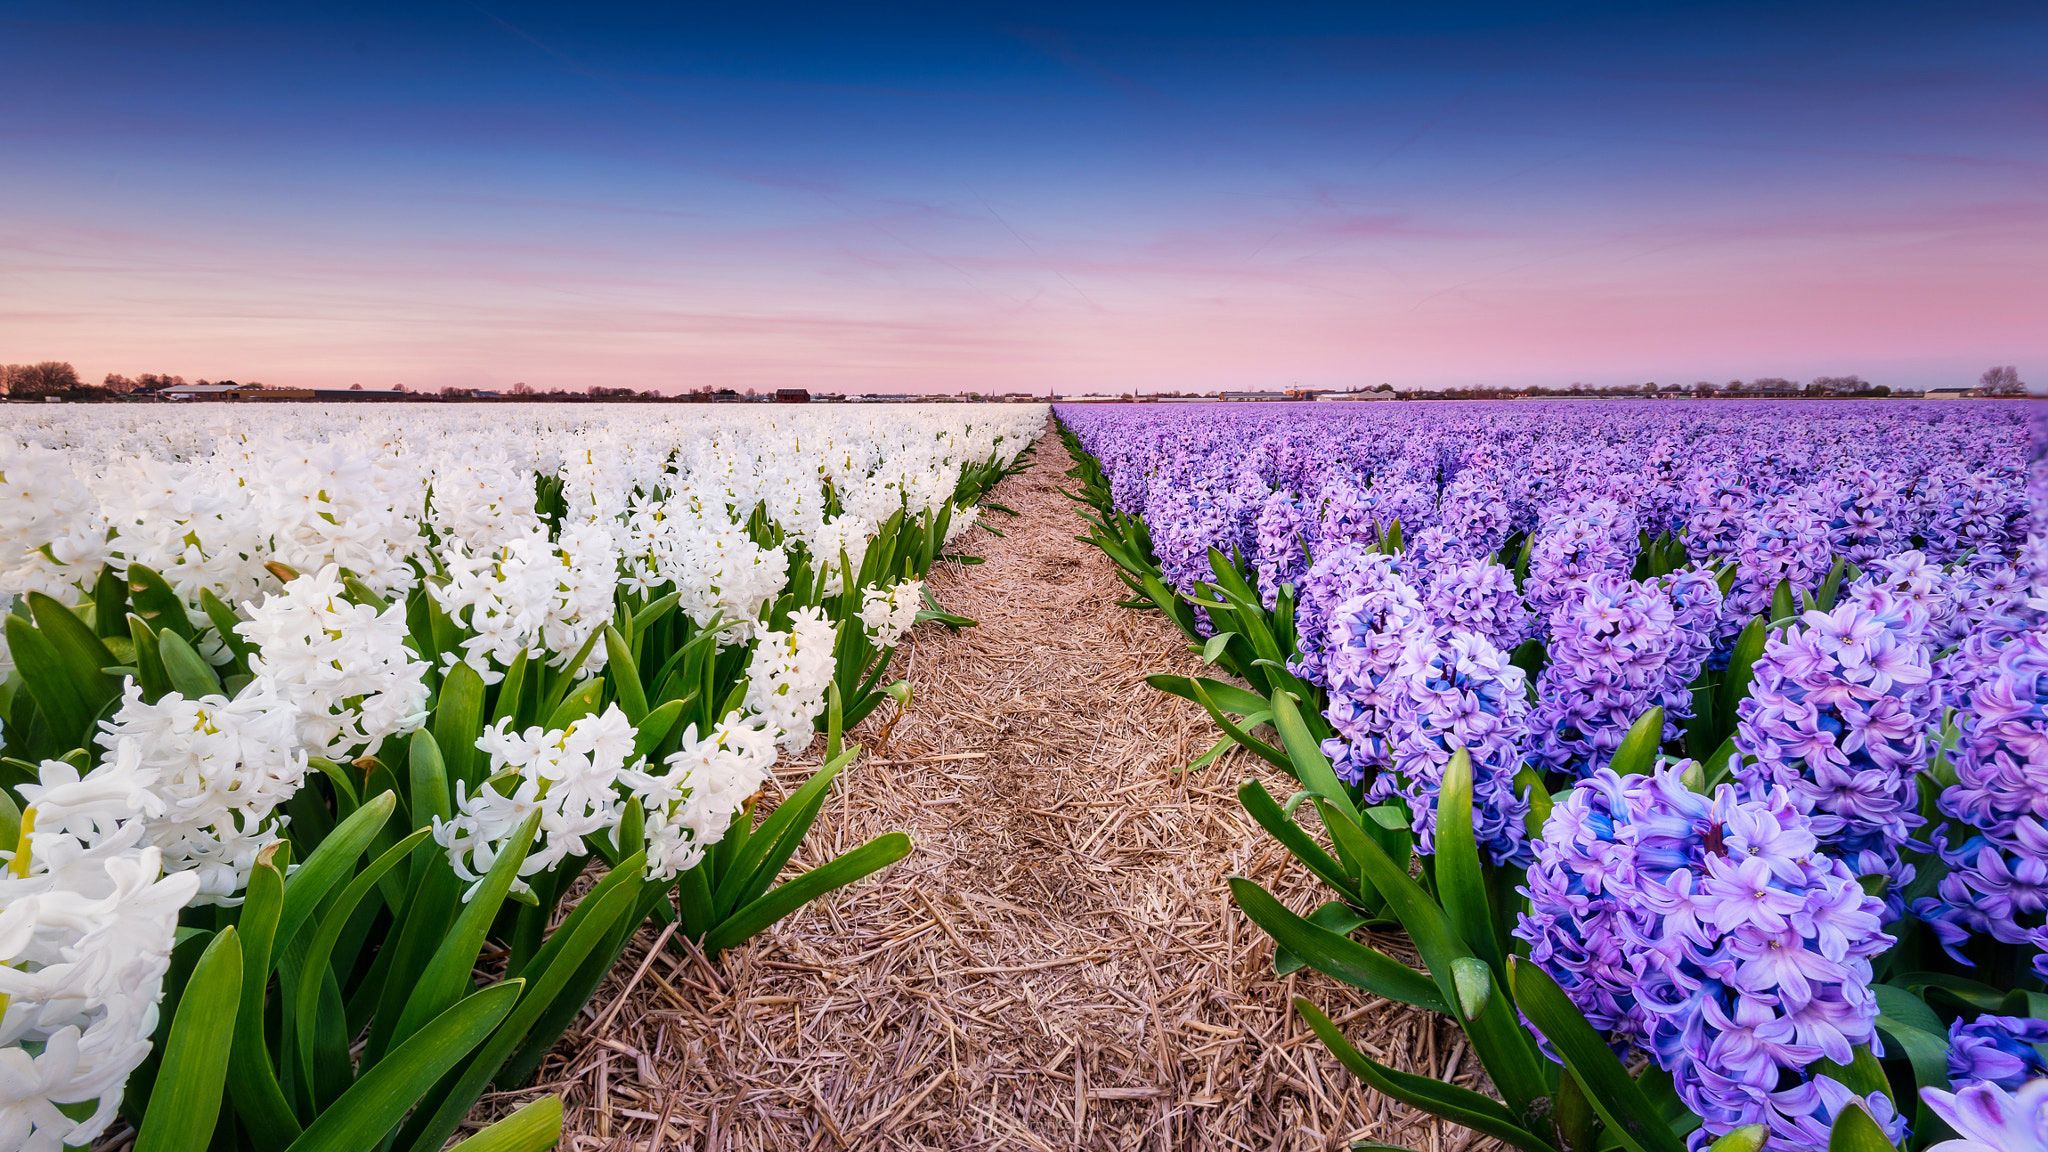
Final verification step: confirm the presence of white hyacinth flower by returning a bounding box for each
[432,705,638,899]
[2,744,199,1152]
[858,579,925,649]
[623,715,779,882]
[237,564,430,760]
[93,679,308,904]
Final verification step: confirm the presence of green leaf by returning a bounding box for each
[1187,681,1291,771]
[602,624,648,723]
[286,981,524,1152]
[1351,828,1551,1121]
[1272,689,1359,822]
[1825,1103,1898,1152]
[1436,749,1503,973]
[291,828,432,1095]
[1237,779,1359,902]
[390,813,537,1047]
[277,790,396,957]
[1450,956,1494,1021]
[1720,617,1766,720]
[435,661,487,786]
[1228,878,1446,1014]
[27,592,119,712]
[227,844,304,1146]
[125,563,194,639]
[1508,957,1686,1152]
[408,729,451,826]
[1201,631,1237,665]
[713,744,859,917]
[399,858,645,1152]
[1274,901,1371,975]
[135,927,242,1152]
[157,627,224,699]
[6,614,90,746]
[704,832,912,953]
[1608,707,1665,777]
[445,1097,564,1152]
[1294,998,1559,1152]
[1144,673,1268,720]
[544,677,604,732]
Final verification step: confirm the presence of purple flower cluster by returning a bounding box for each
[1373,628,1532,866]
[1517,766,1899,1150]
[1915,628,2048,966]
[1733,602,1935,919]
[1528,574,1716,776]
[1422,557,1535,654]
[1948,1015,2048,1091]
[1524,496,1640,616]
[1293,543,1405,686]
[1316,559,1427,783]
[1252,489,1312,610]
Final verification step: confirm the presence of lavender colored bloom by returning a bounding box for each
[1318,563,1427,784]
[1529,574,1714,776]
[1916,627,2048,960]
[1518,765,1896,1150]
[1725,488,1835,626]
[1423,557,1535,653]
[1949,1015,2048,1091]
[1922,1078,2048,1152]
[1733,601,1934,919]
[1524,496,1640,616]
[1292,544,1411,686]
[1252,489,1313,610]
[1375,627,1532,866]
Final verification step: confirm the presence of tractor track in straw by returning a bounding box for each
[509,422,1487,1152]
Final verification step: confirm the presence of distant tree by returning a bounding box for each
[393,383,412,394]
[2,361,83,397]
[1810,375,1869,396]
[1979,365,2024,396]
[350,383,364,391]
[509,381,535,395]
[1641,382,1659,395]
[102,373,139,394]
[134,373,185,392]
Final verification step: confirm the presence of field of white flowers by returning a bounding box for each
[0,403,1042,1152]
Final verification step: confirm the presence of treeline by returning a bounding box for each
[0,362,252,398]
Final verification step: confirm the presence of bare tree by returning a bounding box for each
[508,381,535,395]
[2,361,83,397]
[102,373,139,394]
[1979,365,2024,396]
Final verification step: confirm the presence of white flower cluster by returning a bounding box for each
[859,579,925,649]
[93,681,308,904]
[434,705,641,899]
[237,566,431,760]
[431,521,619,680]
[745,607,841,753]
[624,716,779,881]
[2,742,198,1152]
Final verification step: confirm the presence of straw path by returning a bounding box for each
[522,423,1487,1151]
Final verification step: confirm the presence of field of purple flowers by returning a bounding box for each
[1059,400,2046,1152]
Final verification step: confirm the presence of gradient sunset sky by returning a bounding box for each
[4,1,2044,394]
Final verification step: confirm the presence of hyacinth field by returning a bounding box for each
[2,398,2045,1152]
[0,404,1041,1151]
[1060,399,2047,1152]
